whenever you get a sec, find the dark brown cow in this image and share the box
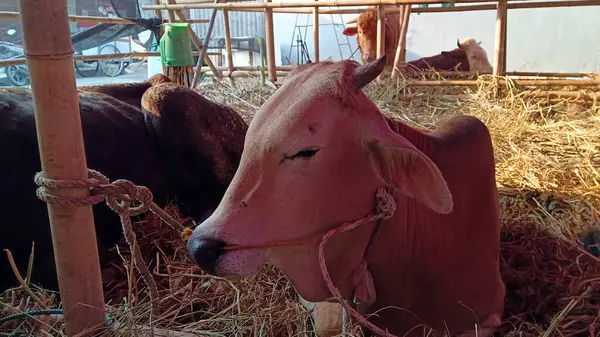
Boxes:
[0,75,248,293]
[407,47,470,72]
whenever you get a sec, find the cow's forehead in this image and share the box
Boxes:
[248,62,353,146]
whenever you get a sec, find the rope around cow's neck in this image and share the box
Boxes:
[223,188,399,337]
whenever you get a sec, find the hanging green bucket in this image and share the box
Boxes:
[159,23,194,67]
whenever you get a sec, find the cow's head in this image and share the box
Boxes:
[186,56,453,302]
[343,11,380,63]
[439,48,470,71]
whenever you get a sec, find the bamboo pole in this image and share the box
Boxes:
[0,10,209,23]
[403,79,600,86]
[174,10,221,77]
[0,51,203,67]
[522,90,600,100]
[399,5,411,62]
[313,0,320,62]
[264,0,277,82]
[376,5,386,81]
[191,0,220,87]
[18,0,106,336]
[222,9,235,74]
[200,65,295,72]
[143,0,511,11]
[376,5,386,60]
[153,0,163,18]
[144,0,600,13]
[506,71,594,78]
[166,0,177,22]
[205,70,290,77]
[493,0,507,77]
[391,5,405,80]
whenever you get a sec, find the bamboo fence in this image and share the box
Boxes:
[3,0,599,89]
[139,0,600,87]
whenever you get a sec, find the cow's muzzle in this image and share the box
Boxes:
[186,233,226,275]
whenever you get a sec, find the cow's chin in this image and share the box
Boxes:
[268,248,333,303]
[213,249,268,277]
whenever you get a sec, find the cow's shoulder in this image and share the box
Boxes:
[431,115,493,156]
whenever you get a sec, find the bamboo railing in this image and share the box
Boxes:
[137,0,600,88]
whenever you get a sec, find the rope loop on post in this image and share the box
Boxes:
[33,168,192,319]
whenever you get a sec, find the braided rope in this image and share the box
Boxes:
[318,187,399,337]
[34,169,191,318]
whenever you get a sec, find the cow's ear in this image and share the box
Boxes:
[343,27,358,36]
[366,127,453,214]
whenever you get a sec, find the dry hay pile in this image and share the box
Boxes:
[1,73,600,337]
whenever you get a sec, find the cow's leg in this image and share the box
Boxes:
[455,313,501,337]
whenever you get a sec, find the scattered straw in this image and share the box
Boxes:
[2,71,599,337]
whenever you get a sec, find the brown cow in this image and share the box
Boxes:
[343,10,400,69]
[406,47,470,72]
[186,56,505,336]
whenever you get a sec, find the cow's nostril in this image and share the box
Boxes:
[186,237,226,274]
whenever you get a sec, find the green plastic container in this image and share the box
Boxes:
[159,23,194,67]
[419,4,429,7]
[441,2,455,7]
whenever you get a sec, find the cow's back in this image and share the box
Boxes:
[0,88,171,291]
[366,115,505,335]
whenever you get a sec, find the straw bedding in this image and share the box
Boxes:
[1,73,599,337]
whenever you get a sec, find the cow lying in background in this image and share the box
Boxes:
[0,74,248,293]
[406,46,470,72]
[407,38,493,74]
[186,56,506,337]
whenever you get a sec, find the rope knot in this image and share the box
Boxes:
[98,179,153,217]
[375,188,396,220]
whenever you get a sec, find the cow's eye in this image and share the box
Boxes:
[284,147,319,161]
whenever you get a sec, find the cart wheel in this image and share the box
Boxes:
[99,44,125,77]
[74,52,99,77]
[6,66,29,87]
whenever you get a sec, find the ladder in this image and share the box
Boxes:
[287,12,359,64]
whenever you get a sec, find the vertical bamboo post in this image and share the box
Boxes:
[191,3,219,87]
[223,9,234,75]
[376,4,386,81]
[313,0,319,62]
[391,4,411,80]
[264,0,277,82]
[174,10,221,76]
[493,0,507,77]
[399,5,411,62]
[18,0,106,336]
[153,0,162,18]
[501,10,507,74]
[376,5,385,59]
[166,0,176,22]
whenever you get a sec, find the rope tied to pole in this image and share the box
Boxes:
[34,169,192,319]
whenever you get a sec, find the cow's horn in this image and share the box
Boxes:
[352,55,387,90]
[345,17,358,24]
[456,38,461,48]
